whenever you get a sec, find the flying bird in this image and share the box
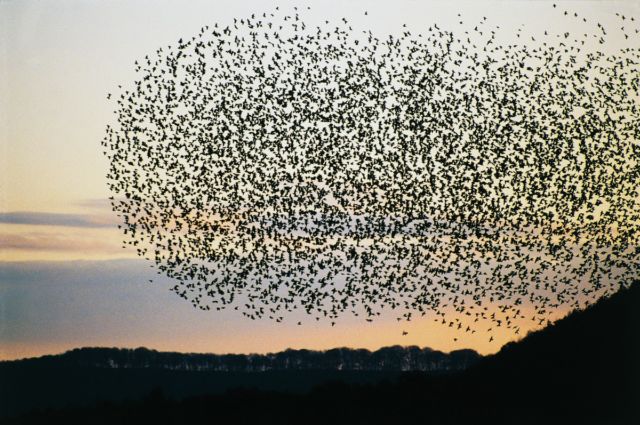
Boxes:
[102,6,640,343]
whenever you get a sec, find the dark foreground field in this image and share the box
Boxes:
[2,282,639,424]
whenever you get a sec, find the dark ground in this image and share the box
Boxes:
[2,282,639,424]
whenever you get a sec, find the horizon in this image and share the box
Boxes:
[2,342,483,363]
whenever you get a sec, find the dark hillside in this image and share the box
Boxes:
[459,281,640,424]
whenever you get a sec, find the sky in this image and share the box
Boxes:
[1,0,638,361]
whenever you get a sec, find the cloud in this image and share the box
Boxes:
[0,208,131,261]
[0,211,118,228]
[0,232,123,253]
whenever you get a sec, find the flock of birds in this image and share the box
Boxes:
[103,5,639,342]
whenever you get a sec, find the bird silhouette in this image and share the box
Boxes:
[102,5,640,343]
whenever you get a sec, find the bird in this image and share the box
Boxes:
[101,5,640,347]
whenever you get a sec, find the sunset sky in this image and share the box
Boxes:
[1,0,638,361]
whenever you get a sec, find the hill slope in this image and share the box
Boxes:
[461,281,640,424]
